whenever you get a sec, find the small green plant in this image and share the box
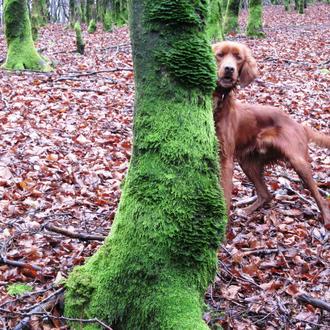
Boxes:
[7,283,33,296]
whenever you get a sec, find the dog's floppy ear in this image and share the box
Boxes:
[211,42,221,54]
[239,46,258,87]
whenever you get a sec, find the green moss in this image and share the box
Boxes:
[2,0,51,71]
[103,9,112,31]
[7,283,33,296]
[65,0,227,328]
[156,36,217,93]
[146,0,208,29]
[74,21,85,54]
[87,19,97,33]
[223,0,240,35]
[246,0,265,38]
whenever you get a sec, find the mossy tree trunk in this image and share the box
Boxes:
[284,0,290,11]
[246,0,265,37]
[31,0,48,40]
[298,0,304,13]
[2,0,51,71]
[86,0,94,23]
[110,0,127,26]
[207,0,225,41]
[74,21,85,54]
[223,0,240,35]
[64,0,227,329]
[80,0,87,22]
[69,0,75,24]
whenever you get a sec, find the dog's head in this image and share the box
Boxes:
[212,41,258,89]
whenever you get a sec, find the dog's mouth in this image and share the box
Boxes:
[218,77,236,88]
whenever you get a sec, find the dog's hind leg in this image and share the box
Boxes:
[289,155,330,229]
[238,160,272,215]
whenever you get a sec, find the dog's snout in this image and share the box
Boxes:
[224,66,235,75]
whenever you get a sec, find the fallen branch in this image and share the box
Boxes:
[44,223,106,241]
[234,195,257,207]
[296,293,330,312]
[56,67,133,80]
[0,256,42,271]
[241,247,279,256]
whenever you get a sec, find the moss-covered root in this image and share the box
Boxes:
[74,21,85,55]
[2,0,51,71]
[246,0,265,38]
[87,19,97,33]
[223,0,240,35]
[103,9,112,32]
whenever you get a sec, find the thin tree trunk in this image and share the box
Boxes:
[224,0,240,34]
[246,0,265,37]
[64,0,226,328]
[208,0,225,40]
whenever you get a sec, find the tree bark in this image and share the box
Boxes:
[224,0,240,35]
[64,0,227,329]
[2,0,51,71]
[246,0,265,38]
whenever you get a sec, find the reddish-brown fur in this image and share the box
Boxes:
[212,41,330,229]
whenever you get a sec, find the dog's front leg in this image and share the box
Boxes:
[220,157,234,214]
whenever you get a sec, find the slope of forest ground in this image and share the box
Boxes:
[0,4,329,330]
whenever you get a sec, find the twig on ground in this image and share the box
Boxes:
[296,293,330,312]
[240,248,279,256]
[218,260,263,290]
[234,195,257,207]
[0,288,50,309]
[8,287,65,330]
[44,223,106,241]
[101,43,131,51]
[57,67,133,80]
[0,256,42,271]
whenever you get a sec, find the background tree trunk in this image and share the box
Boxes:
[246,0,265,37]
[86,0,94,23]
[224,0,240,35]
[207,0,225,41]
[2,0,51,71]
[31,0,48,40]
[64,0,227,328]
[110,0,127,26]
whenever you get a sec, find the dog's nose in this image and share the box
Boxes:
[224,66,235,74]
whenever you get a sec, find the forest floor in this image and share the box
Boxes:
[0,4,329,330]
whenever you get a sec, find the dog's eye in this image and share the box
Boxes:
[217,53,224,58]
[235,54,242,60]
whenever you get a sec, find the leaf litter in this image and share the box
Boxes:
[0,4,329,330]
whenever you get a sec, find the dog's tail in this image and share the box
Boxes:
[304,126,330,148]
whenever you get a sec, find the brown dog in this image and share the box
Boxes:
[212,41,330,229]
